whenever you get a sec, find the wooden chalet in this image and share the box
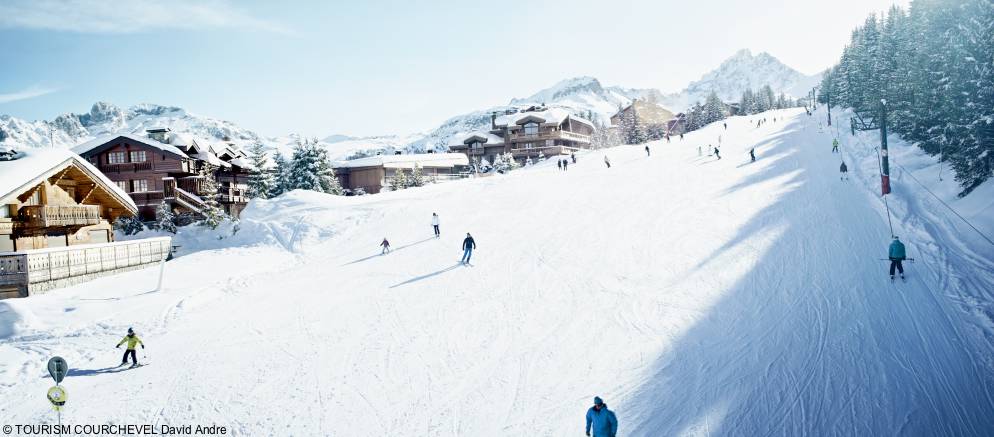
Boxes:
[0,148,170,298]
[610,99,676,137]
[73,129,251,221]
[333,153,470,194]
[449,106,595,165]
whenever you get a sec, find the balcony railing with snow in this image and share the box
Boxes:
[19,205,102,228]
[0,236,171,299]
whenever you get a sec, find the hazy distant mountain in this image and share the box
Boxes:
[661,49,821,110]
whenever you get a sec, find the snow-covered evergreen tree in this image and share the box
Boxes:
[409,164,425,187]
[113,216,145,235]
[246,142,273,199]
[197,163,226,230]
[154,201,177,234]
[392,168,410,190]
[288,139,343,195]
[270,152,291,197]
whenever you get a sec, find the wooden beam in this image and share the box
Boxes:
[50,165,74,185]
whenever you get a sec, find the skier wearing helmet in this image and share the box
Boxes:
[116,327,145,367]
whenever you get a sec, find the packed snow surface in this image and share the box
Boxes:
[2,108,994,435]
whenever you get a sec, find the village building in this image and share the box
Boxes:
[0,148,170,298]
[449,106,595,165]
[611,99,676,141]
[333,153,470,194]
[73,128,251,221]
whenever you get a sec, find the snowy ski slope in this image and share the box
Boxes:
[2,108,993,436]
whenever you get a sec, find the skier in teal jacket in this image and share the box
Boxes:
[585,396,618,437]
[889,236,907,280]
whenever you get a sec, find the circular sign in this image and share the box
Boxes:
[47,357,68,384]
[47,386,67,406]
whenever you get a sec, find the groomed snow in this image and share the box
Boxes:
[1,108,993,435]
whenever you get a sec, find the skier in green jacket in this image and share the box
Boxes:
[116,327,145,367]
[832,138,840,153]
[888,236,907,280]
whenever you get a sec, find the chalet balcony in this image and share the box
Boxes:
[99,162,153,173]
[509,145,580,158]
[19,205,101,228]
[508,130,591,144]
[130,191,165,206]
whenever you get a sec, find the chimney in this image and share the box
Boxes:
[491,112,497,130]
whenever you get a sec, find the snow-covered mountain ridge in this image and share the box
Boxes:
[0,49,819,158]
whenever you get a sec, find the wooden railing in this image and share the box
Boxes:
[99,162,153,173]
[130,191,165,205]
[19,205,101,227]
[0,236,171,298]
[173,187,207,213]
[508,130,590,143]
[177,177,209,196]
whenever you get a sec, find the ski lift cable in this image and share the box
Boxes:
[844,114,994,247]
[891,159,994,247]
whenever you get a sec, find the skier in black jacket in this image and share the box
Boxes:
[461,233,476,264]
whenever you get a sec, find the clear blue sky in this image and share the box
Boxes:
[0,0,908,138]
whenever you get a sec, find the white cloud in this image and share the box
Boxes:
[0,86,58,104]
[0,0,294,35]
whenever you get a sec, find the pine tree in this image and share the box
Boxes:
[409,164,425,187]
[154,201,177,234]
[392,168,410,190]
[288,139,343,194]
[270,152,290,197]
[246,142,274,199]
[197,163,226,230]
[113,216,145,235]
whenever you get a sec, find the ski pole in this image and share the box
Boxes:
[879,258,915,263]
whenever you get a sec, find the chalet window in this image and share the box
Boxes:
[115,181,128,192]
[0,205,10,218]
[522,143,534,149]
[108,152,126,164]
[131,179,149,192]
[471,142,482,149]
[524,122,539,135]
[129,150,147,162]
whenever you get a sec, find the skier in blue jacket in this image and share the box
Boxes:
[585,396,618,437]
[889,236,907,280]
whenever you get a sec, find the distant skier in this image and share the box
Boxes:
[116,327,144,368]
[563,159,569,171]
[680,133,684,140]
[585,396,618,437]
[665,134,671,143]
[571,152,577,164]
[714,147,721,160]
[604,156,611,168]
[644,145,650,157]
[698,146,702,156]
[839,162,849,181]
[432,213,440,237]
[558,159,563,171]
[749,148,756,162]
[461,233,476,265]
[380,238,391,254]
[888,236,907,281]
[832,138,839,153]
[723,122,728,130]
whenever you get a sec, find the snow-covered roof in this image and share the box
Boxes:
[456,132,505,146]
[495,108,594,129]
[0,148,137,211]
[333,153,469,169]
[72,133,187,159]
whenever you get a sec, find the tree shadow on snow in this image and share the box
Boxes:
[389,263,463,289]
[622,116,994,435]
